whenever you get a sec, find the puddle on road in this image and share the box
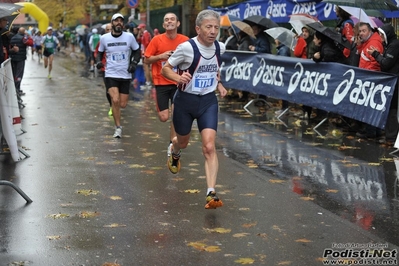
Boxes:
[218,99,399,246]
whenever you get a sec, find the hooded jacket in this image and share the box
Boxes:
[371,23,399,75]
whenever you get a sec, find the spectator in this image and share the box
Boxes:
[88,28,100,72]
[274,38,292,116]
[138,23,152,88]
[355,22,384,139]
[368,23,399,143]
[9,27,33,96]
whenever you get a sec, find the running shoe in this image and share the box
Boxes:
[108,108,112,116]
[167,151,180,174]
[167,142,173,157]
[205,191,223,209]
[113,127,122,138]
[48,74,51,79]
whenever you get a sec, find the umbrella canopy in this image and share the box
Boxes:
[340,5,379,28]
[232,21,256,38]
[219,14,241,35]
[243,15,278,29]
[75,25,88,35]
[265,27,295,48]
[351,16,384,27]
[0,3,21,19]
[288,14,319,35]
[0,13,20,36]
[307,22,351,49]
[323,0,398,11]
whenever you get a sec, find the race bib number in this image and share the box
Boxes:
[111,52,127,62]
[192,76,214,93]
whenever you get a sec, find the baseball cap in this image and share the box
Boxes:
[92,28,98,34]
[111,13,124,22]
[138,23,146,29]
[47,26,53,31]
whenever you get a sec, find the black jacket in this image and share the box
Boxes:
[10,33,28,62]
[371,23,399,75]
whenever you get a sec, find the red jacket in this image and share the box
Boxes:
[357,32,383,71]
[294,37,307,59]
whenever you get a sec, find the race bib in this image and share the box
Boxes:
[111,52,128,62]
[192,74,215,93]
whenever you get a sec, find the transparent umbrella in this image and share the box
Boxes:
[265,27,295,49]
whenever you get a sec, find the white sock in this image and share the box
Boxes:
[207,188,215,195]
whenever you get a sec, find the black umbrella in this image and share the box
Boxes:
[323,0,398,11]
[307,22,351,49]
[243,15,278,29]
[0,3,21,18]
[0,13,20,36]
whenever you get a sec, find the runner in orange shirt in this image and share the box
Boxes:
[144,12,189,157]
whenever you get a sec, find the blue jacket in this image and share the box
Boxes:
[253,32,271,54]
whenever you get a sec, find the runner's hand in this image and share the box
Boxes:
[96,62,104,69]
[128,61,138,73]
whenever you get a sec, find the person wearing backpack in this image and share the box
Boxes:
[41,26,60,79]
[9,27,33,96]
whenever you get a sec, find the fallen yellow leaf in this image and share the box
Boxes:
[242,222,257,228]
[325,189,338,193]
[128,164,146,168]
[204,227,231,234]
[300,196,315,201]
[233,233,250,238]
[110,196,122,200]
[48,213,70,219]
[184,189,200,193]
[77,189,100,196]
[235,257,255,264]
[295,238,312,243]
[277,261,293,265]
[103,223,127,228]
[47,235,61,240]
[204,245,221,252]
[79,211,100,218]
[269,179,286,184]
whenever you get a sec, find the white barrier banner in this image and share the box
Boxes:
[0,60,21,161]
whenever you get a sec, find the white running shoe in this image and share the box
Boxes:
[167,143,173,157]
[113,127,122,138]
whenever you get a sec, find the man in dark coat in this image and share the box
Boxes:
[369,23,399,143]
[9,27,33,96]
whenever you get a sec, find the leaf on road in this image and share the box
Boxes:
[246,160,258,168]
[204,227,231,234]
[77,189,99,196]
[233,233,250,238]
[325,189,338,193]
[242,222,257,228]
[140,169,156,175]
[83,157,96,161]
[300,196,314,201]
[277,261,293,265]
[48,213,70,219]
[235,257,255,264]
[338,145,360,150]
[343,163,360,167]
[113,160,126,164]
[269,179,286,184]
[380,157,394,162]
[240,193,256,196]
[184,189,200,193]
[47,235,61,240]
[368,162,381,166]
[79,211,100,218]
[103,223,126,228]
[142,152,156,157]
[110,196,122,200]
[204,245,221,252]
[128,164,146,168]
[295,238,312,243]
[171,177,184,181]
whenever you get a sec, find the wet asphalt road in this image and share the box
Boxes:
[0,49,399,266]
